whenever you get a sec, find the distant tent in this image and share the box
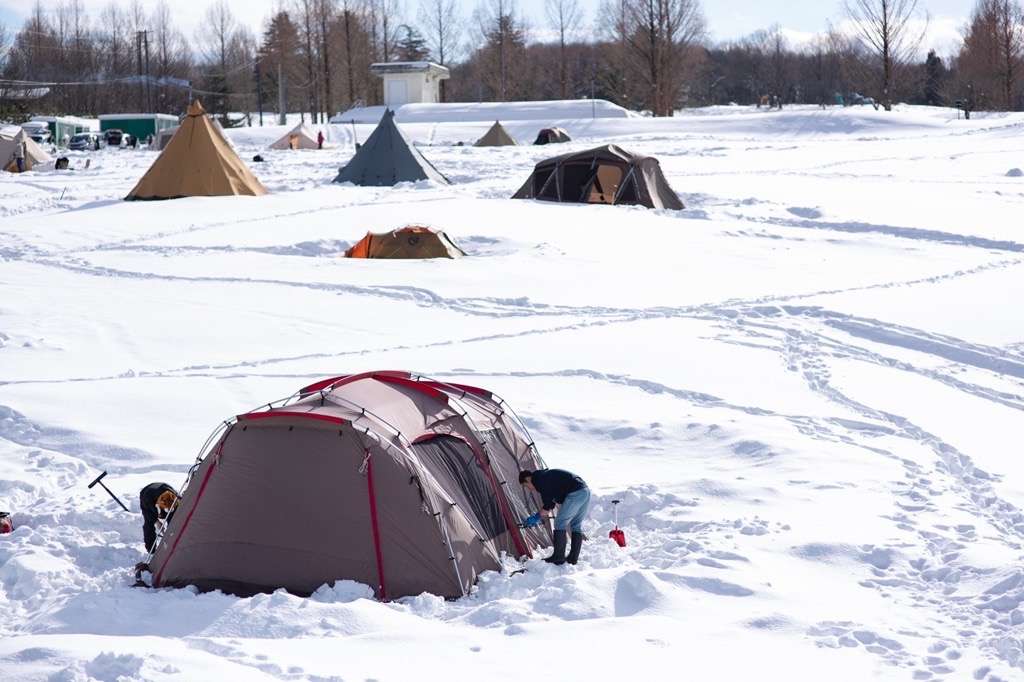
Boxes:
[334,109,449,186]
[269,123,321,150]
[475,121,517,147]
[346,226,465,259]
[533,127,570,145]
[512,144,684,210]
[125,100,268,201]
[1,127,51,172]
[156,126,178,151]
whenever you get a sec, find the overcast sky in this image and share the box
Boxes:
[0,0,975,56]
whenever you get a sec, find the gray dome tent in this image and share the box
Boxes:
[147,371,551,600]
[334,109,449,186]
[512,144,684,210]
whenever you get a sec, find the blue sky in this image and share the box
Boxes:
[1,0,976,54]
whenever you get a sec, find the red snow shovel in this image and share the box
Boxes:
[609,500,626,547]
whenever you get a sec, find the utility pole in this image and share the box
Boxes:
[136,31,144,111]
[278,61,287,125]
[143,30,151,112]
[255,60,264,126]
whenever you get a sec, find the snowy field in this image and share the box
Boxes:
[1,104,1024,681]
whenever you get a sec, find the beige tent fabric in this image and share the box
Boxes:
[148,371,551,600]
[345,226,465,259]
[1,127,52,172]
[475,121,517,147]
[269,123,321,150]
[125,100,268,200]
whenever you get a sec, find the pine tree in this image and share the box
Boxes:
[396,25,431,61]
[923,50,946,106]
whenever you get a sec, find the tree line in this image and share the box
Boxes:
[1,0,1022,122]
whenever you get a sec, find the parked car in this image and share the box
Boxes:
[21,123,51,145]
[69,132,102,151]
[103,128,124,146]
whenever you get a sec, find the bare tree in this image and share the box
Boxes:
[292,0,320,120]
[418,0,460,65]
[844,0,927,110]
[606,0,706,116]
[992,0,1024,109]
[545,0,582,99]
[417,0,460,101]
[368,0,402,62]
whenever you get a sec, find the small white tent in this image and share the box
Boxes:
[269,123,322,150]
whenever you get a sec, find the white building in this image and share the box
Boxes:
[370,62,450,108]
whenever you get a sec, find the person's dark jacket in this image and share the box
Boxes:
[531,469,586,511]
[140,482,177,552]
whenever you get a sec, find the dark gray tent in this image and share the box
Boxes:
[533,127,571,145]
[334,109,449,186]
[475,121,517,147]
[512,144,684,210]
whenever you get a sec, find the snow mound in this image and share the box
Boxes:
[334,99,635,124]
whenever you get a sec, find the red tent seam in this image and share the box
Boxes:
[366,453,388,601]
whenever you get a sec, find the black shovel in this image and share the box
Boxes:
[87,471,130,512]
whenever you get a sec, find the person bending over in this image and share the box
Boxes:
[520,468,590,565]
[140,482,178,553]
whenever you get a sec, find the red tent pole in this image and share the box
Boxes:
[366,453,388,601]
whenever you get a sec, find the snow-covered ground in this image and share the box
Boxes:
[1,104,1024,681]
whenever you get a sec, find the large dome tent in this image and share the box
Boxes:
[512,144,684,210]
[147,371,551,600]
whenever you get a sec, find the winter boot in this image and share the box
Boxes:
[567,532,584,565]
[544,530,567,565]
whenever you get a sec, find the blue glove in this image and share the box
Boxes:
[522,513,542,528]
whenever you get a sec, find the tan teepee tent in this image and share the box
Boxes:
[1,127,52,172]
[475,121,517,147]
[125,100,268,201]
[269,123,320,150]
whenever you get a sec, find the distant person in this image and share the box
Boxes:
[13,139,25,172]
[317,130,324,149]
[519,468,590,566]
[94,135,101,151]
[140,482,179,552]
[129,135,138,149]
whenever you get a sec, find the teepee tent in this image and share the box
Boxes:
[125,100,268,201]
[475,121,517,147]
[334,109,449,186]
[146,371,551,600]
[345,226,465,259]
[1,126,52,172]
[269,123,320,150]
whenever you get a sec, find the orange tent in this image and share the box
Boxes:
[345,226,464,259]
